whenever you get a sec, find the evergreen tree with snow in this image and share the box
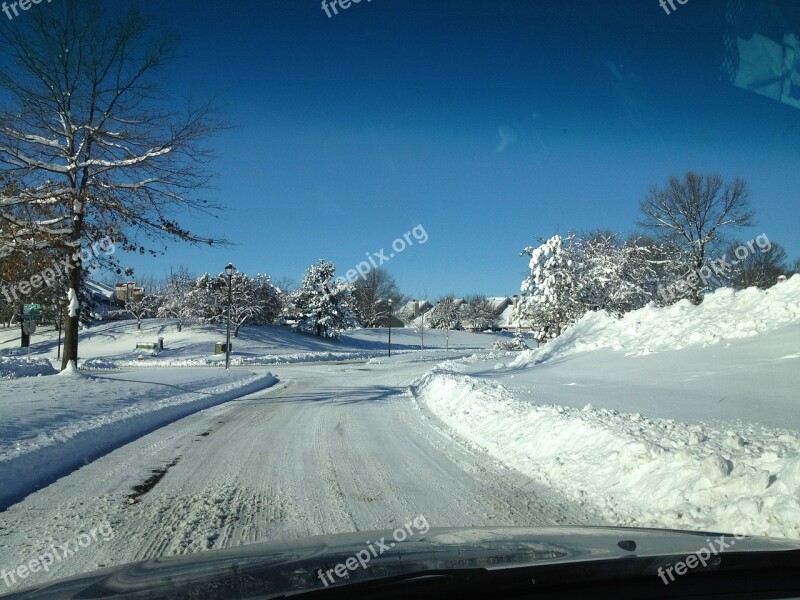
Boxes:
[517,234,584,337]
[292,260,355,338]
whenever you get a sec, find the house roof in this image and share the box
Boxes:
[85,279,116,301]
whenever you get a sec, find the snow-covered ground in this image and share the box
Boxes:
[412,277,800,539]
[0,320,497,511]
[0,367,278,510]
[0,281,798,594]
[0,318,498,369]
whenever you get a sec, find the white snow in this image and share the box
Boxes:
[511,276,800,365]
[0,367,278,510]
[0,356,56,379]
[0,279,797,595]
[412,278,800,539]
[67,288,79,318]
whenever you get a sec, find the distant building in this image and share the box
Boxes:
[495,295,533,332]
[398,299,433,323]
[114,281,145,303]
[373,313,405,328]
[84,280,119,316]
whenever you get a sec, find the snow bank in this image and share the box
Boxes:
[0,356,57,379]
[414,280,800,538]
[80,349,416,369]
[0,371,278,510]
[414,367,800,539]
[512,275,800,366]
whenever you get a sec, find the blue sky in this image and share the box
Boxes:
[119,0,799,298]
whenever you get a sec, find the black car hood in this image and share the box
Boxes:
[5,526,800,599]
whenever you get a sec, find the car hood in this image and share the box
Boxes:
[7,525,800,599]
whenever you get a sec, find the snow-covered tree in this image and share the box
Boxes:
[124,293,158,331]
[427,295,461,350]
[225,272,260,337]
[181,271,281,337]
[0,3,225,370]
[460,294,497,332]
[156,267,195,332]
[577,232,657,317]
[293,260,355,338]
[251,274,283,326]
[517,234,584,338]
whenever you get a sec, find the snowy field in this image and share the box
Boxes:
[0,280,798,593]
[0,318,495,370]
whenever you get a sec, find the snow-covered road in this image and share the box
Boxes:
[0,360,602,592]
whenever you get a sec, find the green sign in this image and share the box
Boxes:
[23,303,41,321]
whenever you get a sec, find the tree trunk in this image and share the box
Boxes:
[61,255,82,370]
[61,200,85,371]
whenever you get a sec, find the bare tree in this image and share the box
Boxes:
[125,293,157,331]
[0,2,225,369]
[350,269,404,327]
[404,294,431,350]
[721,239,788,290]
[428,295,461,351]
[639,172,754,304]
[273,275,298,294]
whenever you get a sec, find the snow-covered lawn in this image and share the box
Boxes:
[0,318,501,369]
[412,278,800,539]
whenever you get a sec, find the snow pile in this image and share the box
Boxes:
[513,276,800,366]
[0,356,57,379]
[80,349,417,369]
[58,360,82,377]
[0,370,278,510]
[413,368,800,539]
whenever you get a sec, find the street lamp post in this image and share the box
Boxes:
[224,263,236,370]
[57,298,67,360]
[388,298,393,357]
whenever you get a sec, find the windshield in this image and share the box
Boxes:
[0,0,798,595]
